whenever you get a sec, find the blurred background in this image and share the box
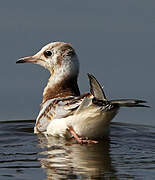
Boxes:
[0,0,154,125]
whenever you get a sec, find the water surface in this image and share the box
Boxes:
[0,120,155,180]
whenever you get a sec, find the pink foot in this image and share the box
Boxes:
[68,126,98,144]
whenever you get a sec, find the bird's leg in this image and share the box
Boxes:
[67,126,98,144]
[68,126,83,144]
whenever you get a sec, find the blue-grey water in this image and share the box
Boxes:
[0,120,155,180]
[0,0,155,179]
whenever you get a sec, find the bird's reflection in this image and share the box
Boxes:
[37,135,117,179]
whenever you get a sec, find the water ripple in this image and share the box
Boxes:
[0,120,155,179]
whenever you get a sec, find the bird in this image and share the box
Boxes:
[16,42,149,144]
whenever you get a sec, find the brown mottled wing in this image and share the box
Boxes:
[35,97,83,133]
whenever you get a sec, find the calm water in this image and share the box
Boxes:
[0,120,155,180]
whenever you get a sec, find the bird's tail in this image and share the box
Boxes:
[87,73,149,108]
[109,99,149,108]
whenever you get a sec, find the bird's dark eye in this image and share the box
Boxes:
[44,50,52,57]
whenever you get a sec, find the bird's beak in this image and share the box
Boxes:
[16,56,41,64]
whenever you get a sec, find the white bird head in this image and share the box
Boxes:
[16,42,79,80]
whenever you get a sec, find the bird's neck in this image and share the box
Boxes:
[42,74,80,105]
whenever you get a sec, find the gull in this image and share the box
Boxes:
[16,42,149,144]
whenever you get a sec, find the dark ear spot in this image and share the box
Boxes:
[60,44,76,57]
[66,49,76,56]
